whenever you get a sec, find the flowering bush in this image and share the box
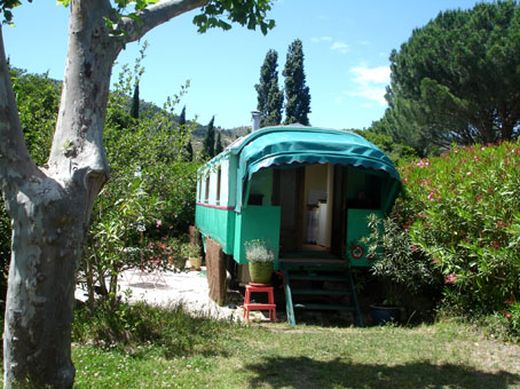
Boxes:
[396,140,520,314]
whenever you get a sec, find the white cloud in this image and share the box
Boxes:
[349,66,390,106]
[311,36,333,43]
[351,66,390,84]
[330,41,349,54]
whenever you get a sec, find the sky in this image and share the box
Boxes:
[3,0,489,130]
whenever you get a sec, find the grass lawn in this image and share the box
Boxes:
[73,320,520,388]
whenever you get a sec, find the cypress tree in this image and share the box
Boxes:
[203,115,216,158]
[255,49,283,127]
[178,105,186,125]
[178,106,193,161]
[215,131,223,154]
[283,39,311,125]
[130,82,140,119]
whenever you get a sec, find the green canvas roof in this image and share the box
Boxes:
[233,125,401,211]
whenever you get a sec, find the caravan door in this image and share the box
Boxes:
[273,167,304,254]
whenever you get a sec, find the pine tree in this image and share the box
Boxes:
[203,115,216,158]
[178,106,193,161]
[255,49,283,127]
[215,131,223,154]
[283,39,311,125]
[130,82,140,119]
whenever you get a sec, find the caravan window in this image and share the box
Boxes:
[216,166,221,205]
[204,174,210,203]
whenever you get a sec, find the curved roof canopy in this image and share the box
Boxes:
[230,126,401,211]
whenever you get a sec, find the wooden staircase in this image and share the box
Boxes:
[279,258,363,327]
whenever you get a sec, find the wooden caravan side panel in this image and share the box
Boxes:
[195,205,235,255]
[233,205,281,266]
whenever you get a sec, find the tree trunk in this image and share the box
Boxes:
[0,0,217,386]
[3,183,85,388]
[2,1,120,387]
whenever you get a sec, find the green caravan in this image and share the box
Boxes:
[195,123,401,325]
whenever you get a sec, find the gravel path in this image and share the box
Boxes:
[116,267,244,321]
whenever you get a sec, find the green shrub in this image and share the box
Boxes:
[364,214,443,308]
[507,302,520,339]
[397,141,520,315]
[466,303,520,343]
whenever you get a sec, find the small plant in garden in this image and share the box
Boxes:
[245,240,274,263]
[182,242,201,259]
[363,214,442,308]
[182,242,202,270]
[507,302,520,339]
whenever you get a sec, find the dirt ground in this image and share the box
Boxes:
[117,267,244,321]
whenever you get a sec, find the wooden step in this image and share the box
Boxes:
[290,273,347,282]
[279,258,347,271]
[291,288,352,296]
[294,303,356,311]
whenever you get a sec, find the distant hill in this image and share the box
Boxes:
[139,101,250,151]
[12,66,251,153]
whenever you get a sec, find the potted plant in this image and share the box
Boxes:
[245,240,274,284]
[368,281,403,325]
[363,214,439,324]
[184,242,202,271]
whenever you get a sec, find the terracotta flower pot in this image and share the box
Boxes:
[189,256,202,271]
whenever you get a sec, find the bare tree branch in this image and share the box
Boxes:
[0,26,39,191]
[122,0,208,43]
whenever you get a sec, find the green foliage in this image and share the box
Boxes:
[130,82,140,119]
[0,0,32,24]
[2,60,200,306]
[283,39,311,126]
[255,49,283,127]
[10,67,59,165]
[82,60,200,305]
[72,301,235,357]
[193,0,275,35]
[364,214,442,307]
[215,130,223,154]
[355,129,418,164]
[462,302,520,343]
[508,302,520,339]
[203,115,216,158]
[178,105,193,161]
[387,1,520,150]
[397,141,520,314]
[181,241,201,259]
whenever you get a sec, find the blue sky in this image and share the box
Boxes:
[4,0,488,130]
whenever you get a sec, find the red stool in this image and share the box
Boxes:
[243,283,276,322]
